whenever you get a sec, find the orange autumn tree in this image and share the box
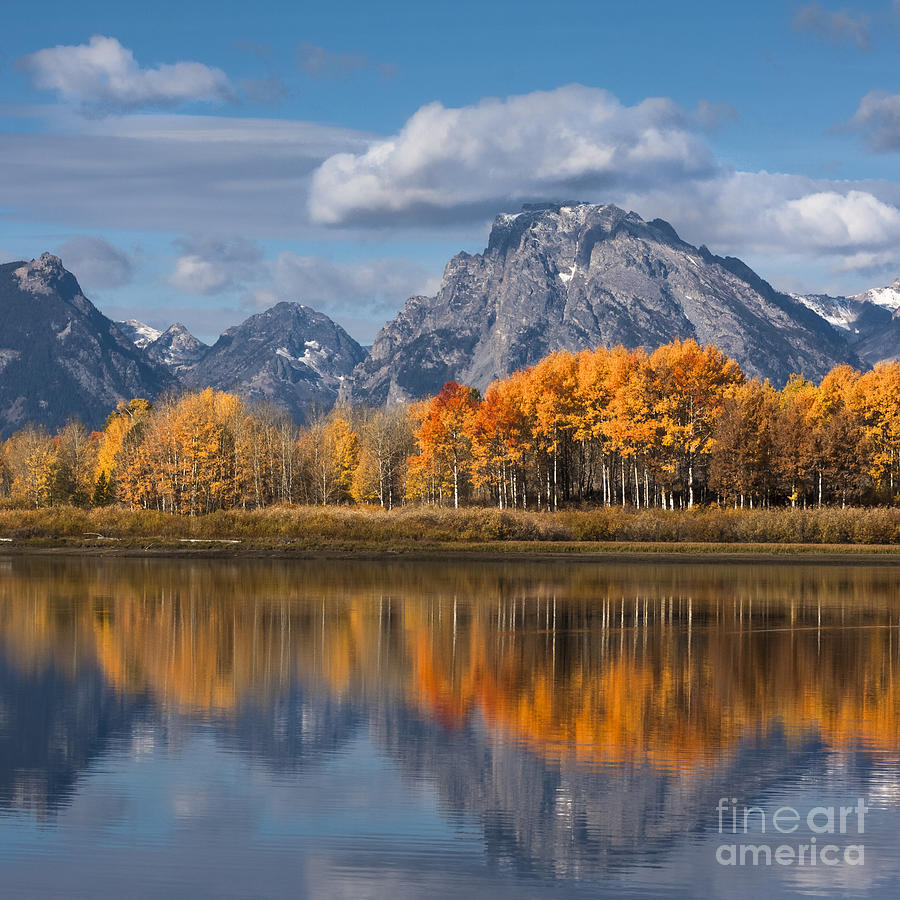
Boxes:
[856,362,900,500]
[528,352,581,510]
[119,389,245,514]
[604,347,654,507]
[3,425,56,507]
[95,398,154,504]
[648,340,744,508]
[412,381,480,508]
[772,375,819,508]
[470,379,532,508]
[2,342,897,513]
[708,379,779,507]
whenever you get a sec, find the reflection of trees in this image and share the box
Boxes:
[2,557,900,761]
[0,555,897,830]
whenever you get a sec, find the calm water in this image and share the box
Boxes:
[0,555,899,899]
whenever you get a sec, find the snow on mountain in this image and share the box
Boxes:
[145,323,208,375]
[182,302,366,423]
[789,293,862,332]
[853,277,900,313]
[116,319,163,348]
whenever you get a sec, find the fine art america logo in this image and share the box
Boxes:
[715,798,868,867]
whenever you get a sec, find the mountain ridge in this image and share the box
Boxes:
[341,202,861,404]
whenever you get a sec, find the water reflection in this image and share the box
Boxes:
[0,556,898,897]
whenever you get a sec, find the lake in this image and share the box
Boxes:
[0,554,898,899]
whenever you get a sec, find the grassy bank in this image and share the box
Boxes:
[0,505,897,553]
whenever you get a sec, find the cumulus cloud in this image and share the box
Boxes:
[848,91,900,151]
[620,171,900,265]
[304,84,900,276]
[18,35,233,111]
[170,236,264,296]
[308,85,717,226]
[56,235,136,289]
[792,3,870,50]
[770,190,900,250]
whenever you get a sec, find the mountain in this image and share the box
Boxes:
[855,277,900,313]
[0,254,174,437]
[116,319,162,348]
[182,302,366,422]
[793,276,900,366]
[342,202,859,404]
[144,323,208,375]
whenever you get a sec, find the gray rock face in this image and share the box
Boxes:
[182,301,366,423]
[343,203,859,403]
[145,323,208,375]
[0,254,174,437]
[794,276,900,366]
[853,306,900,365]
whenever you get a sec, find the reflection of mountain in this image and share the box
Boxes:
[221,690,364,772]
[373,704,830,879]
[0,554,897,871]
[0,651,146,816]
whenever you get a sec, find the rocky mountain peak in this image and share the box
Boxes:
[342,201,860,405]
[0,255,174,436]
[13,253,78,298]
[853,276,900,313]
[117,319,162,348]
[145,323,208,374]
[182,301,366,423]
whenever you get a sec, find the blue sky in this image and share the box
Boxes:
[1,0,899,342]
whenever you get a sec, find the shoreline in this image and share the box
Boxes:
[2,539,898,565]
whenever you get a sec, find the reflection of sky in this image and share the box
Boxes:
[2,720,900,899]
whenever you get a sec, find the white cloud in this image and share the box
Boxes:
[304,85,900,277]
[18,35,233,111]
[170,236,264,296]
[848,91,900,152]
[620,171,900,264]
[56,235,137,289]
[308,85,717,226]
[770,190,900,250]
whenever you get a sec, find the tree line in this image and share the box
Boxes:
[1,339,897,513]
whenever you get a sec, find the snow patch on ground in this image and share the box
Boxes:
[558,265,576,284]
[0,349,21,372]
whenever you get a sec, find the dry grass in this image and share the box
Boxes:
[0,504,898,548]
